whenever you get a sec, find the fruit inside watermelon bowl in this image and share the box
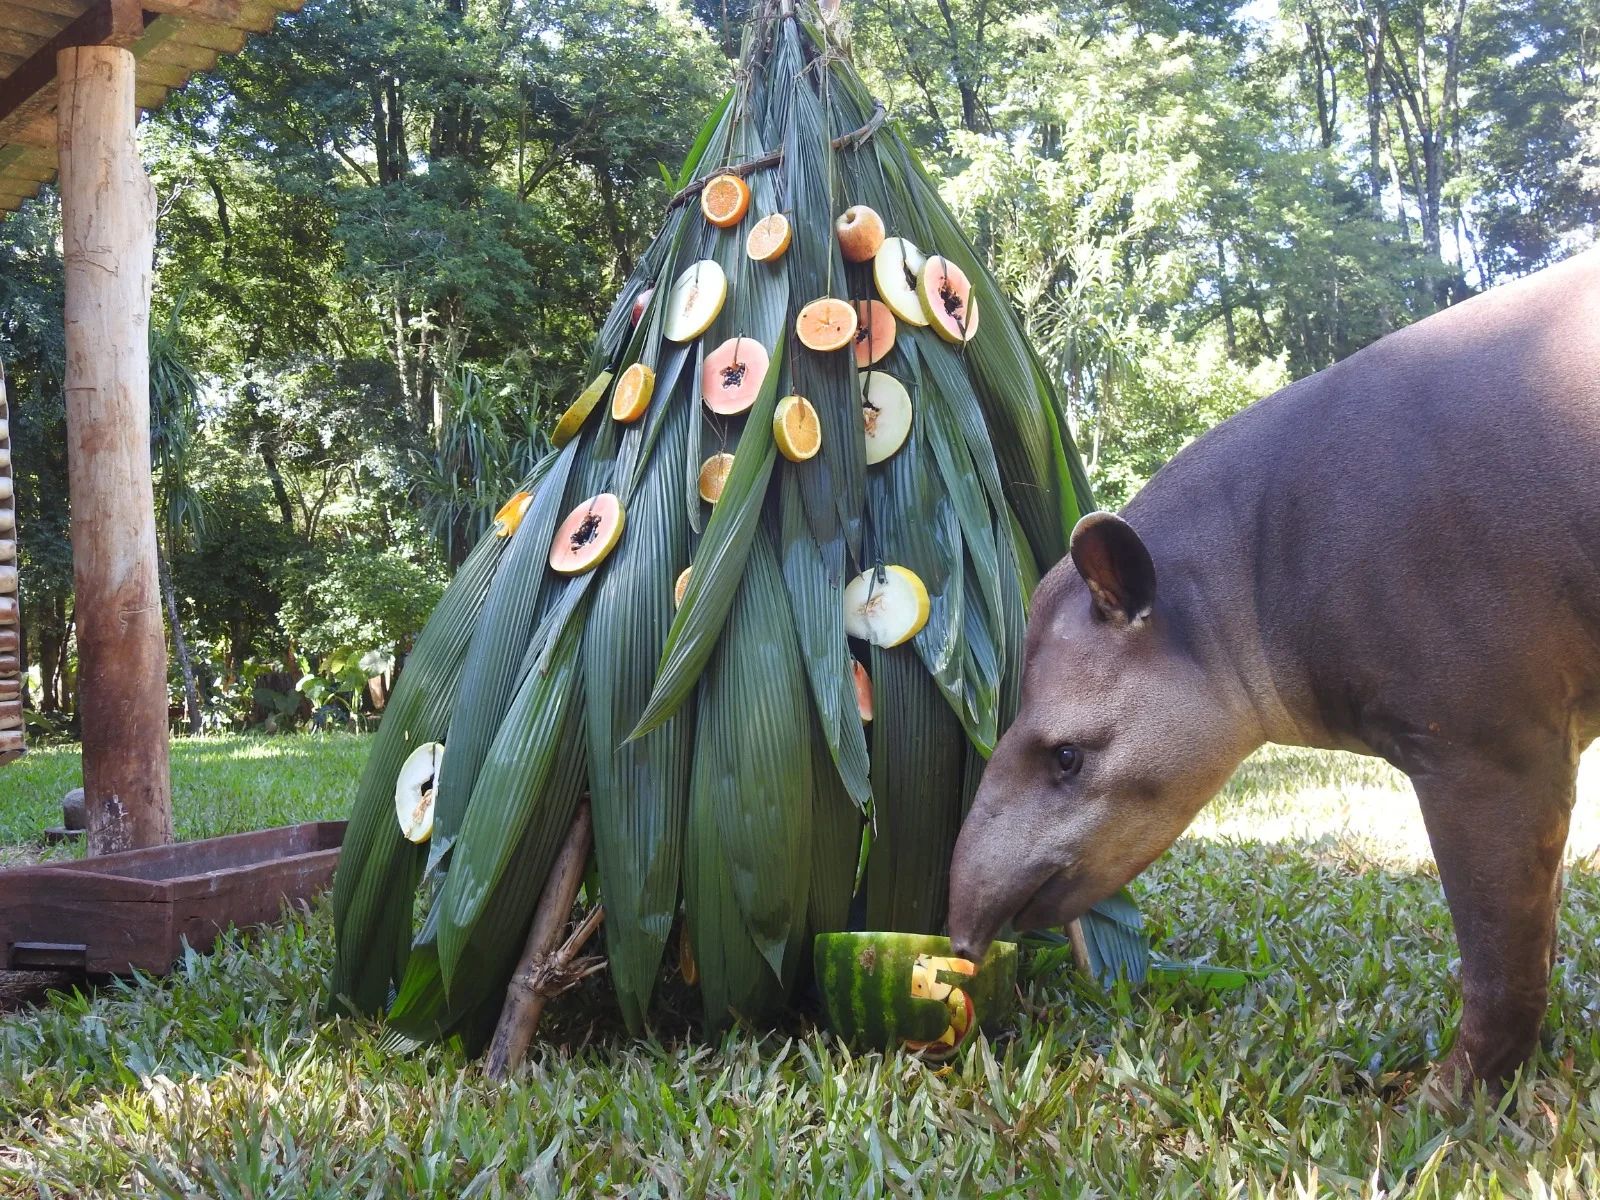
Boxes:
[813,932,1018,1059]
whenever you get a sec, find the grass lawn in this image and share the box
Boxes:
[1,736,1598,1196]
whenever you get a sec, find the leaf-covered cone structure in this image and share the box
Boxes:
[330,3,1118,1047]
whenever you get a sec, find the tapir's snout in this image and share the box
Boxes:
[946,788,1067,962]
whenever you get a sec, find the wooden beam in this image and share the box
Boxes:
[0,0,148,129]
[58,43,172,853]
[141,0,244,24]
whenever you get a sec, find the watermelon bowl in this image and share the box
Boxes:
[813,932,1018,1059]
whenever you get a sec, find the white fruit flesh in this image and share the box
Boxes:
[859,371,913,465]
[395,741,444,843]
[664,260,727,342]
[843,565,930,647]
[873,238,929,326]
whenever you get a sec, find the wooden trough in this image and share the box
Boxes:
[0,820,345,974]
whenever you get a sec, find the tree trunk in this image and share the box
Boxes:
[158,544,202,735]
[58,44,172,854]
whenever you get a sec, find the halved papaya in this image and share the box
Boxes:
[701,337,770,415]
[918,255,979,344]
[549,494,625,575]
[854,300,896,368]
[852,659,873,722]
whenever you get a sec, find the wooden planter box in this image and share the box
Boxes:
[0,821,346,974]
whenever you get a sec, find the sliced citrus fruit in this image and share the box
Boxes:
[836,204,886,263]
[702,337,770,415]
[874,237,929,326]
[395,741,443,843]
[860,370,913,465]
[549,494,624,574]
[854,299,896,368]
[797,297,859,352]
[701,173,751,228]
[552,369,612,447]
[918,255,978,344]
[843,565,930,647]
[773,394,822,462]
[698,453,735,504]
[664,260,727,342]
[494,491,533,538]
[611,362,655,423]
[674,567,692,608]
[746,213,792,262]
[852,659,873,722]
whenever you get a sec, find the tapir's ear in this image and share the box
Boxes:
[1069,512,1156,626]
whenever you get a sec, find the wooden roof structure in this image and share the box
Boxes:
[0,0,304,214]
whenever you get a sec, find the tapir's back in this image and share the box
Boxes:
[1127,249,1600,763]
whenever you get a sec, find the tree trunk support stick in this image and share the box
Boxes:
[485,802,604,1080]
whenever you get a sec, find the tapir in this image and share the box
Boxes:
[948,248,1600,1096]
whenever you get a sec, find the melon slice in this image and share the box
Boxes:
[773,395,821,462]
[701,337,770,415]
[859,371,913,465]
[836,204,886,263]
[674,567,692,608]
[552,370,612,447]
[746,213,792,262]
[698,452,735,503]
[813,932,1018,1058]
[874,237,929,326]
[852,659,873,722]
[493,490,533,539]
[797,297,858,352]
[843,564,929,647]
[611,362,655,424]
[395,741,444,843]
[918,255,979,344]
[664,260,728,343]
[854,300,896,368]
[549,494,624,575]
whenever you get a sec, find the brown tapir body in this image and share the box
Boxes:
[949,249,1600,1096]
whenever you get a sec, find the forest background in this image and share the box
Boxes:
[2,0,1595,733]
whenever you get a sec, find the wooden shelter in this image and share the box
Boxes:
[0,0,302,848]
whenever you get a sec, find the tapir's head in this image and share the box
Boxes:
[948,511,1258,960]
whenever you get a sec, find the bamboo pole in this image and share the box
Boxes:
[57,44,172,853]
[485,802,605,1080]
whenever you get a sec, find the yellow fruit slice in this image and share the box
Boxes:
[701,173,751,228]
[874,237,929,326]
[611,362,656,423]
[843,565,930,647]
[674,567,692,608]
[549,494,625,575]
[698,453,735,504]
[664,260,728,342]
[395,741,443,843]
[552,370,613,447]
[773,394,822,462]
[797,297,859,352]
[493,491,533,538]
[746,213,792,262]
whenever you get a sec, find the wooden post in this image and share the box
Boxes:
[57,44,171,854]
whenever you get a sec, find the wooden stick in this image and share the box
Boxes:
[485,802,603,1079]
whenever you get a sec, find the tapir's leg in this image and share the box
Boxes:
[1411,749,1573,1097]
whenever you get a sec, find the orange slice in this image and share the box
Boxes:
[773,395,821,462]
[796,297,858,352]
[611,362,655,424]
[674,567,692,608]
[698,453,735,503]
[701,174,751,228]
[746,213,792,262]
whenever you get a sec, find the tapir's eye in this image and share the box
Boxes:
[1055,745,1084,777]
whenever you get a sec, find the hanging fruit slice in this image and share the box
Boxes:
[874,237,929,326]
[859,371,913,465]
[493,491,533,538]
[701,337,770,415]
[549,493,625,574]
[852,660,873,722]
[551,370,613,447]
[701,173,751,228]
[773,394,821,462]
[854,300,896,368]
[611,362,656,424]
[843,565,930,647]
[698,452,735,503]
[918,255,979,344]
[836,204,886,263]
[631,286,655,327]
[746,213,792,262]
[797,297,859,352]
[664,260,728,343]
[674,567,692,608]
[395,741,443,843]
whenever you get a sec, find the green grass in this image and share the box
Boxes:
[2,739,1599,1196]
